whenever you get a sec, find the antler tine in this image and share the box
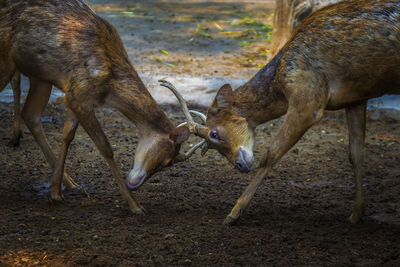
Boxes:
[159,79,195,127]
[177,110,206,128]
[185,139,207,159]
[176,110,208,159]
[177,121,188,128]
[189,110,207,123]
[188,110,208,156]
[173,139,207,163]
[159,79,210,160]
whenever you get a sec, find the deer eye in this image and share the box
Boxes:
[210,130,219,140]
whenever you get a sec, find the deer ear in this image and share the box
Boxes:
[214,84,233,110]
[169,126,190,144]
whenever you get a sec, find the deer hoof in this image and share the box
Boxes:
[7,139,20,147]
[7,133,22,147]
[223,214,239,226]
[133,206,147,215]
[50,193,65,203]
[349,203,365,224]
[348,212,362,224]
[62,173,79,190]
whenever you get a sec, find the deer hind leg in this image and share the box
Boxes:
[0,65,23,147]
[224,89,329,225]
[21,77,78,190]
[50,108,79,201]
[67,101,145,214]
[8,71,23,147]
[345,102,367,224]
[0,61,15,92]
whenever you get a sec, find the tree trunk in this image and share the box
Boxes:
[268,0,341,60]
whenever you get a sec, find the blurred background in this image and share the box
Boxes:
[1,0,399,115]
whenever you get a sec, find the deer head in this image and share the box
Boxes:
[126,125,190,190]
[204,84,255,172]
[160,80,255,173]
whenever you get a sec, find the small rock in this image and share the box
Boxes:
[164,233,174,239]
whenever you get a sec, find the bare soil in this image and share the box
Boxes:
[1,0,399,266]
[1,103,399,266]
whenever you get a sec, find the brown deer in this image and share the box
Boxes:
[165,0,400,225]
[0,0,198,213]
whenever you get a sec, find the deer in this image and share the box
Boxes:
[0,0,204,213]
[162,0,400,225]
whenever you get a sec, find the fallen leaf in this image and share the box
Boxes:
[159,49,169,55]
[387,141,395,146]
[214,23,223,31]
[120,11,134,15]
[153,57,177,68]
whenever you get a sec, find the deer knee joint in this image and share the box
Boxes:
[22,110,41,132]
[62,120,78,143]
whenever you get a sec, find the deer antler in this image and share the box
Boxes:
[177,110,206,128]
[159,80,200,133]
[184,110,208,156]
[159,79,209,160]
[188,110,208,156]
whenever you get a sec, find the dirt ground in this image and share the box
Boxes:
[1,0,400,266]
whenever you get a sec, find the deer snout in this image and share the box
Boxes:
[126,170,147,190]
[235,147,253,173]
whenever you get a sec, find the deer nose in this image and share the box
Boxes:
[126,172,146,191]
[235,147,252,173]
[235,161,251,173]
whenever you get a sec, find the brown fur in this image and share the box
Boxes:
[201,0,400,225]
[268,0,341,61]
[0,0,189,213]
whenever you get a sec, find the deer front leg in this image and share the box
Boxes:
[345,102,366,224]
[224,94,327,225]
[8,71,23,147]
[68,104,145,214]
[51,109,79,201]
[22,77,78,190]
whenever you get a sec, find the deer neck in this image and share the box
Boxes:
[232,51,288,128]
[108,70,175,137]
